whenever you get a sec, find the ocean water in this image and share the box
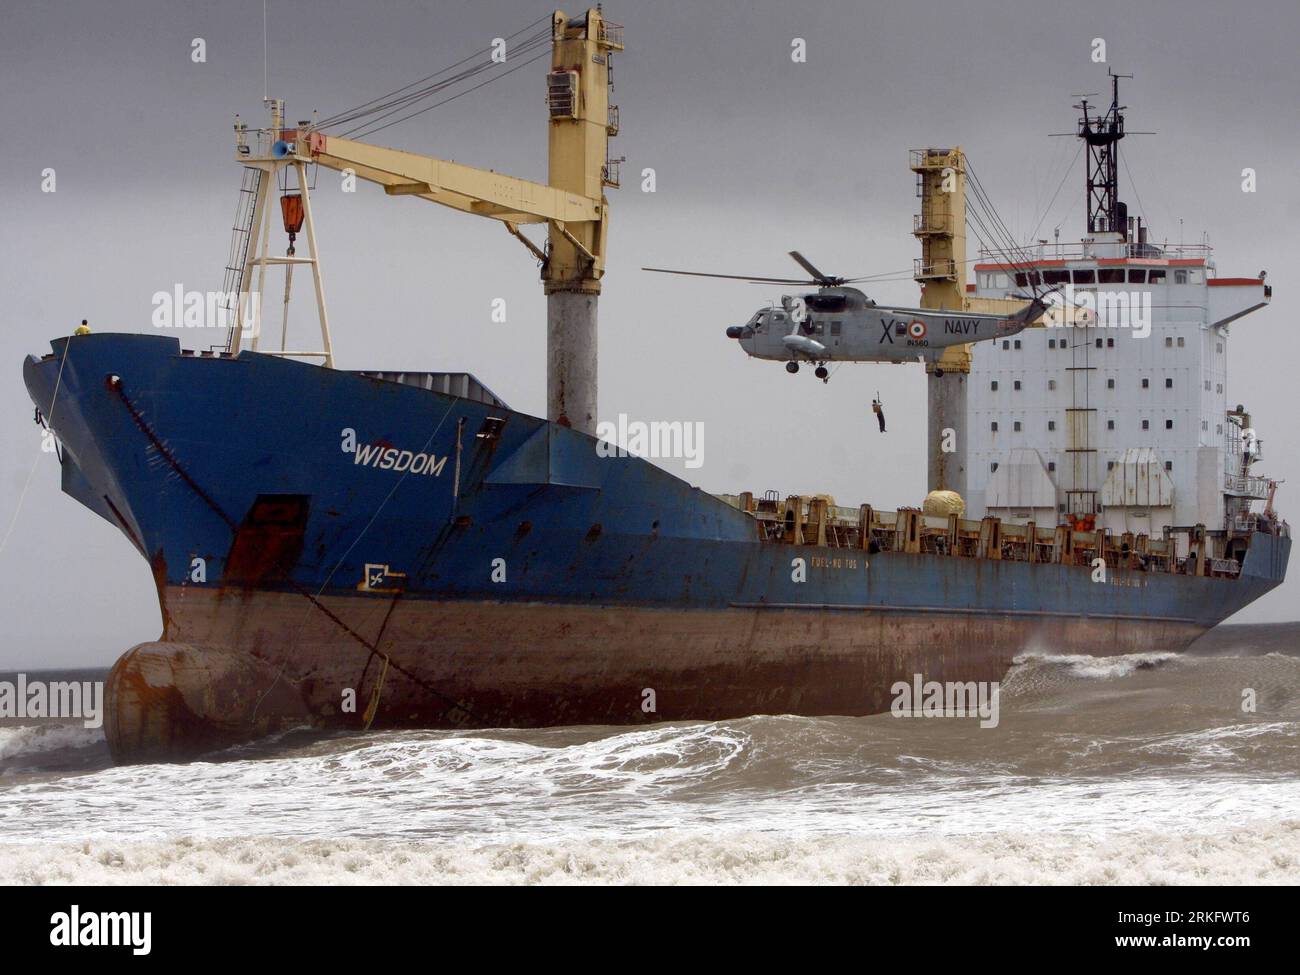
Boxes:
[2,629,1298,885]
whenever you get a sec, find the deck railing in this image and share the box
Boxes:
[712,493,1285,580]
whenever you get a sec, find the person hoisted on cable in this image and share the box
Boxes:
[872,393,886,433]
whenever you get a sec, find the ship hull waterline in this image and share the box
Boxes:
[23,334,1289,762]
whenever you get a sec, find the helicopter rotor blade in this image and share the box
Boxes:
[642,267,816,285]
[788,251,841,286]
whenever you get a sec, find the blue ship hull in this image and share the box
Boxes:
[23,334,1290,761]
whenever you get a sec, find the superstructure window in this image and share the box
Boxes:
[1048,461,1056,471]
[1048,379,1056,390]
[991,462,999,472]
[1174,270,1188,284]
[1107,378,1115,389]
[1142,419,1150,430]
[991,380,999,391]
[1014,421,1022,432]
[991,421,999,431]
[1166,419,1173,429]
[1098,269,1125,284]
[831,321,842,336]
[1165,461,1173,471]
[1148,269,1167,283]
[1002,340,1009,350]
[1014,380,1021,390]
[1178,337,1185,347]
[1043,270,1070,285]
[1165,378,1173,388]
[1107,419,1115,430]
[1049,339,1056,348]
[1048,420,1056,431]
[1072,269,1096,284]
[1128,269,1147,283]
[1165,337,1173,347]
[1014,340,1022,349]
[1142,378,1150,389]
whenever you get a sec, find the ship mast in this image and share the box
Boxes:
[1077,71,1130,237]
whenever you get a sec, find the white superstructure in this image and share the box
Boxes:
[961,74,1276,541]
[965,234,1271,536]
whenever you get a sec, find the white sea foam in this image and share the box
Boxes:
[2,719,1298,845]
[1010,651,1180,680]
[3,823,1297,885]
[0,723,105,762]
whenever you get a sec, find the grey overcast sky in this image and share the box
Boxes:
[2,0,1298,667]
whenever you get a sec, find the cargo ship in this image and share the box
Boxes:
[21,12,1288,761]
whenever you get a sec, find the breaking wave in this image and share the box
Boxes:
[1010,650,1180,680]
[2,633,1298,883]
[0,723,105,763]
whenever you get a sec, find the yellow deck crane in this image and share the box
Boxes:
[911,147,1051,497]
[224,8,623,435]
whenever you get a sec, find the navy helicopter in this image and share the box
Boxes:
[645,251,1051,381]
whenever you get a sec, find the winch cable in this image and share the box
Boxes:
[315,21,554,140]
[1027,141,1083,243]
[0,338,74,561]
[106,376,475,721]
[965,160,1044,294]
[348,49,553,141]
[315,14,550,129]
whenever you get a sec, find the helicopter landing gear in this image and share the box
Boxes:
[814,365,829,382]
[785,361,799,374]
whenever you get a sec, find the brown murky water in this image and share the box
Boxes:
[2,625,1297,883]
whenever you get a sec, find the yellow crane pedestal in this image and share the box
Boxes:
[911,147,1043,498]
[912,148,970,498]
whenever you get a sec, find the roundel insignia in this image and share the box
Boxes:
[908,320,928,339]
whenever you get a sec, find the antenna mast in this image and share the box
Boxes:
[1076,71,1130,237]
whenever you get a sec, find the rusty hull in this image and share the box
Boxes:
[104,586,1205,762]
